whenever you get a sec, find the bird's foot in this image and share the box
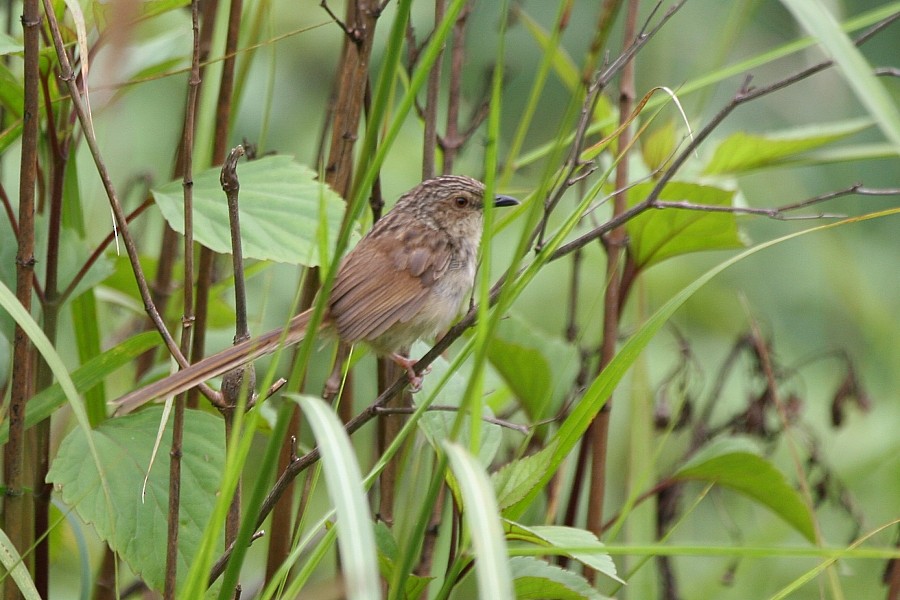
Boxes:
[390,353,430,392]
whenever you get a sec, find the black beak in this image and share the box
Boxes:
[493,194,519,208]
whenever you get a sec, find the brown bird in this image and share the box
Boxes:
[114,175,518,413]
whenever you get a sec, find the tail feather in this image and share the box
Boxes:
[113,310,316,414]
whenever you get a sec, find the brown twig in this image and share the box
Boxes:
[586,2,639,584]
[219,145,253,554]
[4,0,40,596]
[164,1,203,595]
[40,0,218,400]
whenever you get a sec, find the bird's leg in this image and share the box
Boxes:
[389,352,430,391]
[323,343,351,401]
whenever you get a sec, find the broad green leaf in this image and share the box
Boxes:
[444,443,514,600]
[703,118,873,175]
[293,395,381,600]
[505,522,620,583]
[672,437,816,542]
[47,407,225,594]
[509,556,611,600]
[0,332,160,444]
[504,208,899,519]
[780,0,900,154]
[626,181,746,269]
[0,32,21,55]
[373,522,432,600]
[152,155,356,266]
[493,443,557,511]
[420,409,502,469]
[0,63,23,117]
[414,340,504,467]
[641,121,678,174]
[487,313,578,421]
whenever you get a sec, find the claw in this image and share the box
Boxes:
[389,353,425,391]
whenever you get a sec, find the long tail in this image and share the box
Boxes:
[114,310,316,414]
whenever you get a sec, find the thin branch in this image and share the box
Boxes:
[40,0,218,400]
[374,405,530,434]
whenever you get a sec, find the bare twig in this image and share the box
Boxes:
[374,405,529,434]
[4,0,40,595]
[40,0,218,400]
[164,1,203,595]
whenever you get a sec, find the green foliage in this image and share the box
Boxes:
[509,556,611,600]
[673,437,816,542]
[152,156,354,266]
[487,313,579,421]
[2,0,898,598]
[703,118,873,175]
[47,407,225,594]
[0,332,159,443]
[625,182,746,269]
[505,523,620,583]
[292,394,381,600]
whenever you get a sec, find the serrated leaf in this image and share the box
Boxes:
[47,407,225,594]
[703,118,873,175]
[672,436,816,541]
[626,181,746,269]
[152,155,356,266]
[487,313,578,420]
[493,443,556,511]
[510,556,611,600]
[504,522,621,584]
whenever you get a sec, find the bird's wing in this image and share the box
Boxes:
[329,226,454,343]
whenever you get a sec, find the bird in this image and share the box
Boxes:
[113,175,518,413]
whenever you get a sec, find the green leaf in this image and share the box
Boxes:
[516,8,580,91]
[293,394,381,600]
[0,63,23,118]
[444,443,514,600]
[779,0,900,154]
[503,208,899,519]
[29,216,117,304]
[419,409,502,469]
[0,332,160,444]
[493,443,557,512]
[509,556,611,600]
[0,528,41,599]
[626,181,746,269]
[374,522,432,600]
[414,340,504,467]
[152,155,356,266]
[672,437,816,542]
[703,118,873,175]
[0,32,22,56]
[487,313,578,420]
[505,522,620,584]
[47,407,225,594]
[641,121,678,174]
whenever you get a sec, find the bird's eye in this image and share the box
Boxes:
[454,196,469,208]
